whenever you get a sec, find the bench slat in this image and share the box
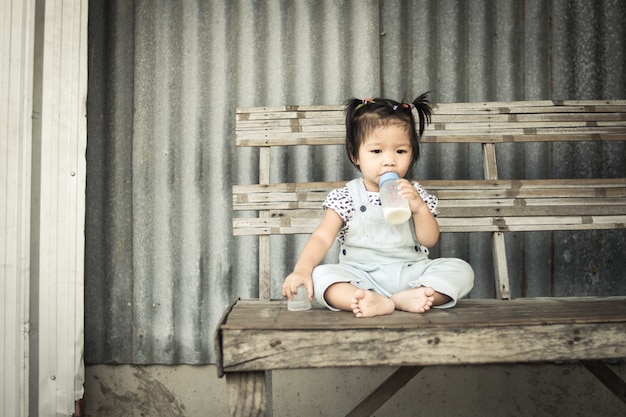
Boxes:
[234,202,626,218]
[234,178,626,191]
[219,297,626,371]
[223,323,626,370]
[234,192,626,211]
[233,215,626,236]
[236,132,626,147]
[236,101,626,116]
[234,179,626,205]
[222,297,626,330]
[236,115,626,132]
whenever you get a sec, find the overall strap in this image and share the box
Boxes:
[346,178,369,207]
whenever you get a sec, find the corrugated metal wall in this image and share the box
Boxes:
[85,0,626,365]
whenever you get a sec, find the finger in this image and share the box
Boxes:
[282,284,293,299]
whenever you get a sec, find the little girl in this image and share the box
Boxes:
[282,94,474,317]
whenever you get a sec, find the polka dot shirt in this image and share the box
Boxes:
[323,182,439,244]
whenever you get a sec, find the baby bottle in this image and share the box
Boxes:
[379,172,412,224]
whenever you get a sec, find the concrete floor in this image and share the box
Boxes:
[83,362,626,417]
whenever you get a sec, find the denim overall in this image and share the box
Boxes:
[312,178,474,310]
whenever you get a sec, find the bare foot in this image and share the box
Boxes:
[351,289,395,318]
[391,286,436,313]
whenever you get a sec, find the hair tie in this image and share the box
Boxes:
[393,102,414,111]
[356,97,375,110]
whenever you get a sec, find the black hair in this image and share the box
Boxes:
[344,92,432,169]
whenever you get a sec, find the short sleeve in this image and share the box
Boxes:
[322,186,354,223]
[414,182,439,216]
[322,186,354,243]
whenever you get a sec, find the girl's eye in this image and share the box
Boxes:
[371,149,382,154]
[397,149,408,154]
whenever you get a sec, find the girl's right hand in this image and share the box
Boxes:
[282,271,314,301]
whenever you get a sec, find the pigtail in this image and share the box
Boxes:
[344,98,365,165]
[345,98,362,136]
[412,92,433,138]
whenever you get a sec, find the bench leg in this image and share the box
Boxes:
[580,360,626,405]
[226,371,271,417]
[345,366,425,417]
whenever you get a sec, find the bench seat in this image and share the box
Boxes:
[218,296,626,373]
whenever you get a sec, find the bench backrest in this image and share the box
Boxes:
[234,101,626,301]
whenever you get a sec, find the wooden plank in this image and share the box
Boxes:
[433,99,626,108]
[233,181,347,194]
[482,143,498,180]
[236,132,626,147]
[234,210,626,228]
[233,178,626,195]
[233,197,626,212]
[258,146,272,301]
[345,366,425,417]
[233,180,626,209]
[226,372,268,417]
[420,178,626,190]
[233,214,626,236]
[259,147,271,185]
[221,297,626,330]
[236,106,343,115]
[219,297,626,371]
[236,100,626,109]
[233,195,626,211]
[437,215,626,232]
[580,360,626,405]
[236,101,626,116]
[492,232,511,300]
[221,322,626,371]
[428,121,626,130]
[259,235,271,301]
[430,112,626,123]
[236,117,626,133]
[233,189,626,213]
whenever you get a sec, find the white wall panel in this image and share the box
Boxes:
[34,1,88,414]
[1,1,36,416]
[2,0,88,415]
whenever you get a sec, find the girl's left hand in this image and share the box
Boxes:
[396,179,428,215]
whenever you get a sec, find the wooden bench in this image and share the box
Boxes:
[215,100,626,416]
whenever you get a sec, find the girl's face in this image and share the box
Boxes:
[352,124,413,192]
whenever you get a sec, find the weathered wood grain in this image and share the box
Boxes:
[226,372,267,417]
[219,298,626,372]
[236,101,626,146]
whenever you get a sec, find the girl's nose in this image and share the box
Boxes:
[383,153,396,166]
